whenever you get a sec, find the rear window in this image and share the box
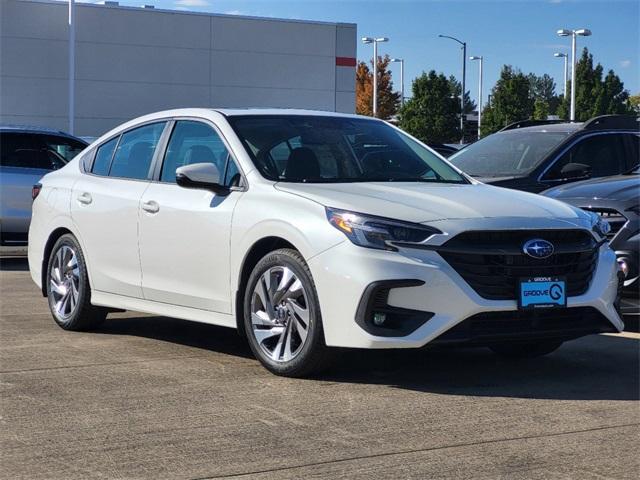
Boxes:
[0,132,87,170]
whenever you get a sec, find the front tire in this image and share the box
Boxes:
[243,248,331,377]
[489,340,563,358]
[46,234,106,331]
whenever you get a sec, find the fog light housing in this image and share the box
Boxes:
[617,258,629,278]
[373,312,386,326]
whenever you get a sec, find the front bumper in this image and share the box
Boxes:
[309,241,623,349]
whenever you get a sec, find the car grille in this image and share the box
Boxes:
[580,207,627,240]
[433,307,615,344]
[438,230,598,300]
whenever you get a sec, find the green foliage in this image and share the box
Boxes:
[481,66,534,136]
[630,94,640,114]
[533,98,550,120]
[448,75,477,114]
[398,70,462,143]
[557,48,634,120]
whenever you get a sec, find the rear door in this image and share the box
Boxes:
[70,122,167,298]
[138,119,244,312]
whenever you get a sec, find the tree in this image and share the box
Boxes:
[557,48,634,120]
[533,98,549,120]
[481,66,533,136]
[448,75,477,115]
[355,55,400,119]
[528,73,556,103]
[528,73,560,115]
[630,94,640,114]
[397,70,461,143]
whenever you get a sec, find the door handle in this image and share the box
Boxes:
[77,192,92,205]
[142,200,160,214]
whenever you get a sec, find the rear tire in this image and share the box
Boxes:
[489,340,563,358]
[46,234,106,331]
[243,248,332,377]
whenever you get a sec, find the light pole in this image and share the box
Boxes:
[557,28,591,121]
[469,56,483,139]
[554,52,568,97]
[390,58,404,108]
[439,34,466,143]
[362,36,389,117]
[68,0,76,134]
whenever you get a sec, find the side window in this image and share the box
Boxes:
[546,134,627,179]
[109,122,165,180]
[161,121,230,183]
[91,137,118,176]
[0,133,66,170]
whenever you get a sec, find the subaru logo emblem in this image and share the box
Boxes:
[523,239,554,259]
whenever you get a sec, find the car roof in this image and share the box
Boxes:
[0,124,83,140]
[212,108,366,120]
[499,122,584,134]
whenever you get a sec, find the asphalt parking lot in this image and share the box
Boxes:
[1,257,639,480]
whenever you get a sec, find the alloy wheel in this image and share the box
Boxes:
[250,266,310,362]
[50,245,80,320]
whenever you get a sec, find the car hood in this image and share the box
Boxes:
[275,182,584,223]
[543,175,640,203]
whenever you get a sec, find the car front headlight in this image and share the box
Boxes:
[586,210,611,238]
[326,207,441,251]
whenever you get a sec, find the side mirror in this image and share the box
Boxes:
[176,162,229,195]
[559,162,592,180]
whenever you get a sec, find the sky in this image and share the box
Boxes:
[91,0,640,106]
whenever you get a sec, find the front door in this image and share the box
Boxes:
[138,120,244,312]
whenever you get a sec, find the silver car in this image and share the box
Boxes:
[1,125,87,247]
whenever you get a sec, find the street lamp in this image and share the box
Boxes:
[469,56,483,140]
[554,52,569,97]
[439,34,466,143]
[362,36,389,117]
[68,0,76,134]
[557,28,592,121]
[390,58,404,108]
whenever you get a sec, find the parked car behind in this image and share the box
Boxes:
[543,168,639,317]
[1,125,87,246]
[449,115,639,193]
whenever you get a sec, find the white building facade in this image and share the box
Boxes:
[0,0,357,137]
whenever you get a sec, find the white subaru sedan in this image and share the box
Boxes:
[28,109,623,376]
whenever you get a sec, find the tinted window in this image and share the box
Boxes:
[546,134,628,179]
[161,121,236,185]
[91,137,118,176]
[626,134,639,170]
[0,132,86,169]
[229,116,466,184]
[109,123,165,180]
[450,131,570,177]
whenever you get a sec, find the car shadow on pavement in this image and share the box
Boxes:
[322,335,640,401]
[97,314,638,401]
[0,257,29,271]
[97,315,254,360]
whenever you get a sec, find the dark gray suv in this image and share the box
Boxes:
[450,115,639,193]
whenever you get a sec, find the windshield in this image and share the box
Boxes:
[228,115,467,184]
[449,130,570,177]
